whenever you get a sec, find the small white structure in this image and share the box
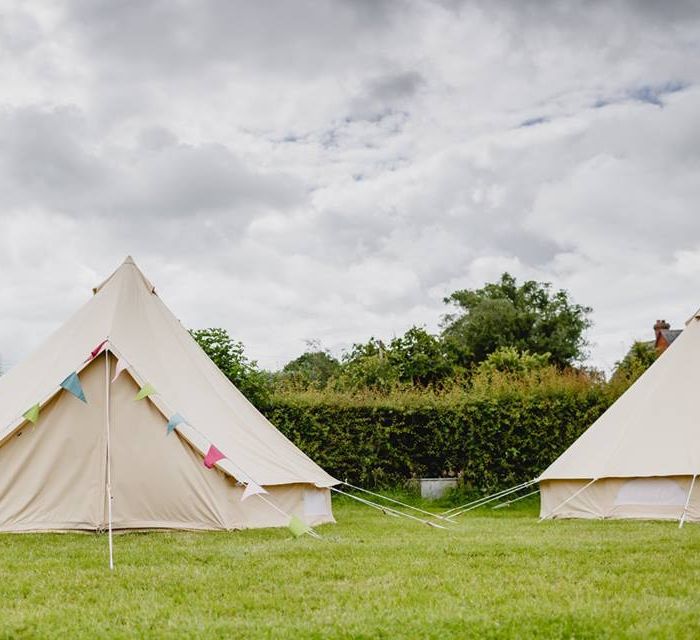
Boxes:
[420,478,458,500]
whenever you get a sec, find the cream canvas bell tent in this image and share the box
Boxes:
[0,257,338,533]
[539,312,700,523]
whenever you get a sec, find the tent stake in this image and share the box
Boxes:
[105,348,114,570]
[679,475,697,529]
[539,478,597,522]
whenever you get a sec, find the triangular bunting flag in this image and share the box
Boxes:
[23,403,40,424]
[288,515,310,538]
[203,445,225,469]
[112,358,128,383]
[241,481,268,502]
[166,413,186,435]
[87,339,108,361]
[60,372,87,403]
[135,383,156,400]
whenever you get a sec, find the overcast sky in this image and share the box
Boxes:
[1,1,699,373]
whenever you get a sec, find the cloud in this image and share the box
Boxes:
[0,0,699,375]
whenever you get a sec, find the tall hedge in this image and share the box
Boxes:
[262,386,611,491]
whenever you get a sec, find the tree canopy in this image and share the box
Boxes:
[441,273,592,369]
[190,328,272,406]
[278,342,341,390]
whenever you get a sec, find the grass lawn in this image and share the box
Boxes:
[1,495,699,639]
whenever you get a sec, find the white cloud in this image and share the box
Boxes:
[0,0,699,374]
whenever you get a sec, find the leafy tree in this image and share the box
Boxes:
[441,273,592,368]
[387,326,453,386]
[190,328,272,407]
[333,338,399,392]
[610,341,658,389]
[278,341,341,390]
[475,346,551,376]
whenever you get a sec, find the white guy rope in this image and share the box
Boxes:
[539,478,597,522]
[679,474,697,529]
[341,481,455,524]
[446,480,540,519]
[492,489,540,510]
[331,487,447,529]
[442,479,539,515]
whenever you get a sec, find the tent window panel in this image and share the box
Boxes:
[614,478,687,507]
[303,488,329,516]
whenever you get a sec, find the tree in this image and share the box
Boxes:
[387,326,453,386]
[441,273,592,368]
[333,338,399,392]
[190,328,272,407]
[475,346,551,376]
[278,341,341,390]
[610,341,658,388]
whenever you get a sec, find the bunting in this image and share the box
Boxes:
[288,515,310,538]
[241,481,268,501]
[112,358,128,383]
[87,340,108,362]
[135,383,156,401]
[60,372,87,403]
[203,445,225,469]
[23,403,41,424]
[166,413,186,435]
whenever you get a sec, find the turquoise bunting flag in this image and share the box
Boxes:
[166,413,185,435]
[60,372,87,403]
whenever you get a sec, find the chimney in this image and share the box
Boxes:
[654,319,670,342]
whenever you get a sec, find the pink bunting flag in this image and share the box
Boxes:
[241,481,268,502]
[86,339,108,362]
[112,358,128,383]
[203,445,225,469]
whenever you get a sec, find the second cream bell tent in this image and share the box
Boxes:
[539,311,700,523]
[0,257,338,532]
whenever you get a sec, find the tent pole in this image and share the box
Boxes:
[679,474,697,529]
[105,349,114,570]
[539,478,597,522]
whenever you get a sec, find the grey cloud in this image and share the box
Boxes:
[0,105,304,222]
[63,0,401,78]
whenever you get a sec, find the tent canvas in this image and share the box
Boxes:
[539,312,700,522]
[0,257,338,533]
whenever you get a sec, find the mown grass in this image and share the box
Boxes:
[1,496,699,639]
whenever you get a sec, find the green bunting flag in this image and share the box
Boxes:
[288,515,310,538]
[60,372,87,403]
[23,403,40,424]
[135,383,156,401]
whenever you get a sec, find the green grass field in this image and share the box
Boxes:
[1,495,699,639]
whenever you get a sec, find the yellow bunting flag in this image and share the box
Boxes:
[23,403,40,424]
[135,383,156,400]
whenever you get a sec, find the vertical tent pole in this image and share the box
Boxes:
[105,349,114,570]
[679,474,697,529]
